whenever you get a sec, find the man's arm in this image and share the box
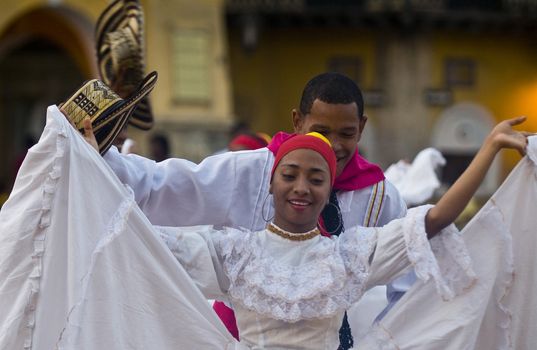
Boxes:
[78,115,272,228]
[105,145,273,228]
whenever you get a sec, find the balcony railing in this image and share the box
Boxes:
[226,0,537,14]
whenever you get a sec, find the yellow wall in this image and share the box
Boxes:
[430,31,537,172]
[0,0,233,162]
[228,27,378,135]
[144,0,232,124]
[0,0,104,78]
[1,2,535,169]
[229,27,537,174]
[0,0,101,184]
[0,0,156,27]
[0,0,103,33]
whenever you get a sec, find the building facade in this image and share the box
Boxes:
[0,0,233,191]
[1,0,537,199]
[226,0,537,195]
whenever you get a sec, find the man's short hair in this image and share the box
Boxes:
[299,72,364,118]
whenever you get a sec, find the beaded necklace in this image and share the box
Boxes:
[267,222,320,241]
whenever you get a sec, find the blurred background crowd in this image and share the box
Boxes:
[1,0,537,223]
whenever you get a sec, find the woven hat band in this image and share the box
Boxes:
[61,80,122,129]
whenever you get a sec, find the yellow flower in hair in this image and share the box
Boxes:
[306,132,332,146]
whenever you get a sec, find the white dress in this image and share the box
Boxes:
[1,107,535,349]
[155,212,473,350]
[357,136,537,350]
[101,104,409,330]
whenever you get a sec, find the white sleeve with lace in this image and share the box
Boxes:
[363,205,476,300]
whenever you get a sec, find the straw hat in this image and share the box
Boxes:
[61,71,158,155]
[95,0,154,130]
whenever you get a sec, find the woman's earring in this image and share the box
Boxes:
[262,192,274,222]
[318,202,343,235]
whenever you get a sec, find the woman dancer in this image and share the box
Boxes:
[130,118,527,349]
[0,108,529,349]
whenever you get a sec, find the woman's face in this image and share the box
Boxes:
[270,148,331,233]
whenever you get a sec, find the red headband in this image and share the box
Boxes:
[229,134,268,150]
[271,134,337,185]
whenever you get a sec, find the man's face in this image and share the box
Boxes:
[293,99,366,176]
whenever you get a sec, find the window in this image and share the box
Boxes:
[172,29,211,103]
[440,153,474,185]
[327,56,363,85]
[445,58,476,88]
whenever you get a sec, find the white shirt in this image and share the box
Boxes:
[103,144,407,231]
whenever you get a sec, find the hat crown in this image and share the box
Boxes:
[62,79,122,128]
[96,0,153,130]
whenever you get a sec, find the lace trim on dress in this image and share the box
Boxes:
[23,122,67,349]
[402,205,477,301]
[216,227,378,323]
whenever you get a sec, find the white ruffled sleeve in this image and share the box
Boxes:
[362,205,476,300]
[154,225,233,301]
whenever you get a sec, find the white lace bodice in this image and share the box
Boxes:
[157,206,475,349]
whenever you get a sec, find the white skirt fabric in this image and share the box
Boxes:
[0,107,243,350]
[357,137,537,349]
[1,106,536,350]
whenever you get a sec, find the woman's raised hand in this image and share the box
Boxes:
[60,108,99,153]
[425,116,532,237]
[487,116,531,156]
[80,117,99,152]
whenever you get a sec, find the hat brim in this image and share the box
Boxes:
[62,71,158,155]
[95,71,158,154]
[95,0,153,130]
